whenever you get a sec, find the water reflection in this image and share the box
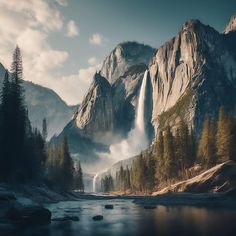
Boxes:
[3,199,236,236]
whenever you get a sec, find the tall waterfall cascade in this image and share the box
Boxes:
[92,70,148,192]
[136,69,148,134]
[93,173,99,193]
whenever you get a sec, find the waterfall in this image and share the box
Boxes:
[135,70,148,134]
[93,173,99,192]
[92,70,149,193]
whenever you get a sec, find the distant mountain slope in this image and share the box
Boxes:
[0,63,76,138]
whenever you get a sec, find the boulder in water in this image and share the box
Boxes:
[144,205,157,209]
[92,215,103,221]
[7,206,51,225]
[105,204,114,209]
[52,216,79,222]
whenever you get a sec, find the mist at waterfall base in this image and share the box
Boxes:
[92,71,149,192]
[109,70,148,161]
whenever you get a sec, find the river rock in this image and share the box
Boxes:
[7,206,51,225]
[92,215,103,221]
[0,192,16,201]
[52,216,79,222]
[105,204,114,209]
[144,205,157,209]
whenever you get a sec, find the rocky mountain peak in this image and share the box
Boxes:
[93,71,111,88]
[181,19,202,30]
[224,12,236,34]
[74,72,113,139]
[181,19,219,40]
[100,41,155,84]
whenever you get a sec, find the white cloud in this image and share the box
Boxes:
[0,0,63,31]
[89,33,106,45]
[88,57,98,66]
[66,20,79,37]
[34,50,69,72]
[55,0,68,6]
[51,62,101,104]
[0,0,95,105]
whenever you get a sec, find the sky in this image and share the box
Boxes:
[0,0,235,105]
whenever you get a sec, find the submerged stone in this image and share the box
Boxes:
[92,215,103,221]
[105,204,114,209]
[7,206,51,225]
[144,205,157,209]
[52,216,79,222]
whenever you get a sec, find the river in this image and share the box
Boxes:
[12,196,236,236]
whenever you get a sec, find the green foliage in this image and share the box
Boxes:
[42,118,48,141]
[73,160,84,192]
[0,47,46,183]
[216,107,236,162]
[101,175,114,192]
[197,118,217,167]
[0,46,84,190]
[46,137,75,190]
[163,126,177,179]
[155,131,164,182]
[103,121,197,193]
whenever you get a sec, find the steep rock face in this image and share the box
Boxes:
[72,43,155,143]
[58,42,155,162]
[150,19,236,136]
[0,63,75,138]
[74,72,113,142]
[225,12,236,34]
[112,64,152,136]
[100,42,155,84]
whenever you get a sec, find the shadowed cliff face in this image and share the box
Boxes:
[75,72,113,142]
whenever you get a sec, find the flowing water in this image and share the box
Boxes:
[8,197,236,236]
[92,70,149,192]
[135,69,148,134]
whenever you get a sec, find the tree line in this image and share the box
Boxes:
[0,46,84,191]
[101,108,236,193]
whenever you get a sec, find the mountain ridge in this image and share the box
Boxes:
[0,64,76,138]
[57,13,236,167]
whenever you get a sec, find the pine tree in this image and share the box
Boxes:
[10,46,28,180]
[155,131,164,183]
[46,137,74,190]
[74,160,84,192]
[42,118,48,141]
[216,107,236,162]
[189,127,197,166]
[198,118,216,167]
[0,47,29,181]
[59,137,74,190]
[0,71,11,180]
[175,120,191,176]
[163,126,176,180]
[131,154,147,192]
[146,154,156,191]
